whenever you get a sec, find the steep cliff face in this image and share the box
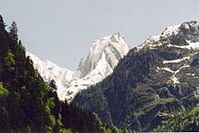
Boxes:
[73,21,199,131]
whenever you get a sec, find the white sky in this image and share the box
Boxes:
[1,0,199,69]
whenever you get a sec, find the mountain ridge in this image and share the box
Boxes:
[73,21,199,131]
[27,32,129,102]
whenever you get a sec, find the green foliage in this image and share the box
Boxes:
[45,126,53,133]
[154,105,199,132]
[0,82,9,98]
[61,128,72,133]
[93,112,103,126]
[92,113,126,133]
[5,49,15,67]
[110,124,121,133]
[134,98,179,117]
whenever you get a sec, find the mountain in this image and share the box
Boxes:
[73,21,199,131]
[1,13,199,132]
[27,32,129,102]
[0,15,125,133]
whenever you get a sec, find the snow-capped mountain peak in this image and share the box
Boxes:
[137,21,199,51]
[77,32,129,78]
[27,32,129,102]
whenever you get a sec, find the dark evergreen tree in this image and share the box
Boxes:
[9,21,18,41]
[49,79,57,92]
[0,15,6,29]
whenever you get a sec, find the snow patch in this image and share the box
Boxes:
[157,64,190,85]
[160,67,174,73]
[163,56,190,64]
[167,41,199,50]
[171,76,180,84]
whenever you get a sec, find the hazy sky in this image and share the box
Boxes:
[1,0,199,69]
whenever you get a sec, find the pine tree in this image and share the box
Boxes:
[5,49,15,67]
[9,21,18,41]
[49,79,57,92]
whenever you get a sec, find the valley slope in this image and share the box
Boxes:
[73,21,199,131]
